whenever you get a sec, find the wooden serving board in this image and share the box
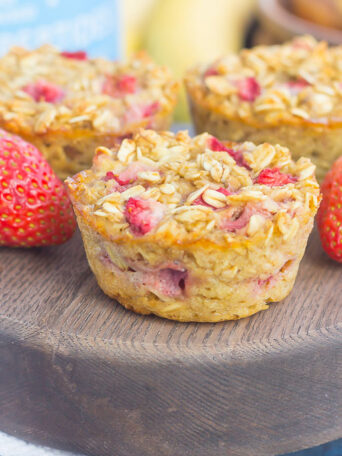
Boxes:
[0,227,341,456]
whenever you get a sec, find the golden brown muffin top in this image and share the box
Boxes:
[0,45,178,136]
[185,36,342,127]
[66,129,320,247]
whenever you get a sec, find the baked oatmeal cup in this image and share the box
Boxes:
[0,45,178,179]
[185,35,342,182]
[66,129,320,322]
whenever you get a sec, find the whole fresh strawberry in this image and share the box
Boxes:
[0,130,76,247]
[317,156,342,262]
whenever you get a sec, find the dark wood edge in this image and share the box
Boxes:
[1,319,342,456]
[1,313,342,362]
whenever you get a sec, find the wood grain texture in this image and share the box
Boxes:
[0,227,341,456]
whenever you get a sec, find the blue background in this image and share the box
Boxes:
[0,0,121,58]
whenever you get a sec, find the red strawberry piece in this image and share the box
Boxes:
[237,77,261,102]
[102,172,129,193]
[221,206,254,232]
[104,171,115,181]
[115,163,148,185]
[114,172,132,186]
[125,197,165,235]
[317,156,342,263]
[204,66,219,77]
[287,78,310,93]
[102,173,129,193]
[256,168,297,187]
[208,137,249,169]
[0,130,76,247]
[222,204,271,232]
[123,102,160,125]
[208,137,232,153]
[156,268,187,297]
[222,204,272,232]
[217,187,231,196]
[61,50,88,60]
[102,74,137,97]
[23,80,65,103]
[116,75,137,94]
[143,267,187,297]
[142,101,159,117]
[105,162,152,186]
[228,149,249,169]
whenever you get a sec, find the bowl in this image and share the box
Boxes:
[258,0,342,44]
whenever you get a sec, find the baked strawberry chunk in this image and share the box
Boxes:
[217,187,231,196]
[287,78,310,93]
[116,75,137,94]
[103,172,131,193]
[208,137,249,169]
[105,162,152,186]
[104,171,116,182]
[221,206,254,232]
[125,197,165,235]
[141,101,160,117]
[102,74,137,96]
[222,205,270,232]
[61,50,88,60]
[23,80,65,103]
[142,267,187,298]
[237,77,261,102]
[256,168,297,186]
[99,250,187,297]
[209,137,232,153]
[123,102,160,125]
[204,66,219,77]
[114,163,147,186]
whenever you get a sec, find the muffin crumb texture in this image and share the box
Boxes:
[67,129,320,322]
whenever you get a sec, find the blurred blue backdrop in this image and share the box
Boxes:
[0,0,121,58]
